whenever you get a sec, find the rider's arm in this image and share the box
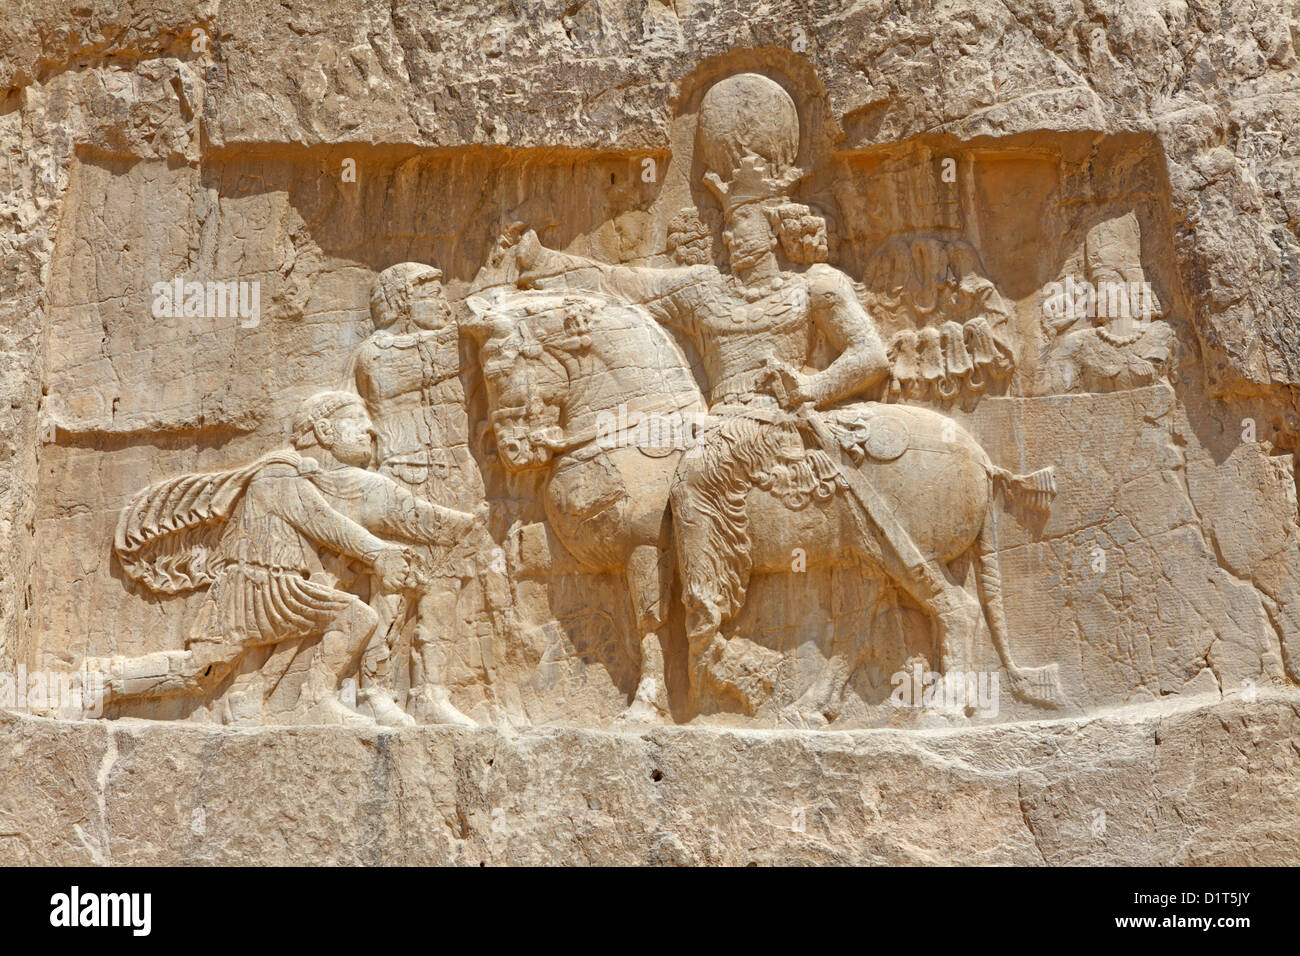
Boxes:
[804,264,890,406]
[517,231,706,332]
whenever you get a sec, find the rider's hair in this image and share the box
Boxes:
[370,262,444,329]
[291,391,364,448]
[668,206,714,265]
[763,201,829,264]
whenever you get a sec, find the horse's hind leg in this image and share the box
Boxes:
[794,573,896,725]
[854,533,982,680]
[615,543,673,723]
[919,566,983,679]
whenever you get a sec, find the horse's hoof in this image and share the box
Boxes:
[409,686,477,727]
[777,707,830,730]
[614,676,670,726]
[358,689,417,728]
[293,694,378,729]
[917,706,970,728]
[1010,664,1067,709]
[613,697,668,726]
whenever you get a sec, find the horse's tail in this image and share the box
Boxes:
[988,464,1056,513]
[974,487,1065,709]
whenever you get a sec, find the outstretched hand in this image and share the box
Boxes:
[490,222,544,274]
[372,547,413,593]
[494,220,528,252]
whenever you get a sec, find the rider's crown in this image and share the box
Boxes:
[704,153,805,217]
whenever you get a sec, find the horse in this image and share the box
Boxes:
[461,288,1062,722]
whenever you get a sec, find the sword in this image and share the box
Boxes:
[760,358,927,572]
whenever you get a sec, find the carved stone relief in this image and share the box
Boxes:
[21,66,1299,734]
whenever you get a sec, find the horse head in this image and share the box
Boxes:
[461,290,586,471]
[463,287,704,473]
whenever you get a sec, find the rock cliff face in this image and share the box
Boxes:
[1,0,1299,862]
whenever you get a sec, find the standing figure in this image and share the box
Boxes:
[346,263,507,725]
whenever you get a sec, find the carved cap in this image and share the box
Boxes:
[697,73,803,213]
[371,262,444,329]
[291,390,365,448]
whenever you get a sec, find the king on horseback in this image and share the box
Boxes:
[488,72,1061,712]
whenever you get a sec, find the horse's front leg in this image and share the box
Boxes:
[614,543,673,724]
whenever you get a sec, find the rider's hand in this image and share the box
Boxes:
[767,358,818,407]
[788,371,818,406]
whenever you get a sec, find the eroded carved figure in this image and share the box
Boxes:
[344,263,507,726]
[1037,213,1177,394]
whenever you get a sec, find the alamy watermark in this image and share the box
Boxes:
[151,276,261,328]
[0,665,104,718]
[594,403,705,454]
[50,886,151,936]
[890,660,1000,718]
[1041,277,1157,324]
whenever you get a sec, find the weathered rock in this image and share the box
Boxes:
[2,692,1297,865]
